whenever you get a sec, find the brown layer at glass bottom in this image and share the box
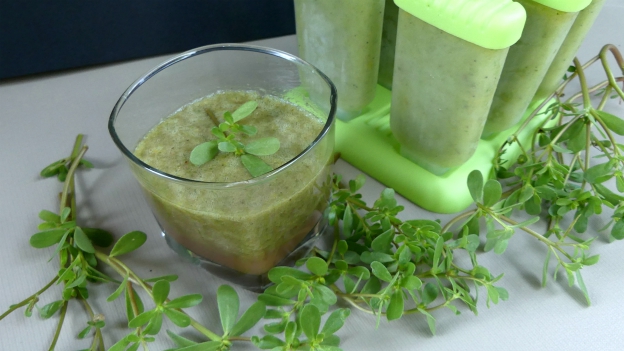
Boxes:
[161,216,330,292]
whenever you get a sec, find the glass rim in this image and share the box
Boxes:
[108,43,337,188]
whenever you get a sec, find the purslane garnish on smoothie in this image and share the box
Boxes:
[189,100,281,177]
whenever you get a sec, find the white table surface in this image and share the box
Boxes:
[1,2,623,350]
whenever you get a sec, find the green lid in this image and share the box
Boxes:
[394,0,526,50]
[530,0,592,13]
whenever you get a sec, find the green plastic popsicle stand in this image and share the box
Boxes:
[335,87,551,214]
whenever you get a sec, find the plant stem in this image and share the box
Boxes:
[49,300,69,351]
[499,215,574,261]
[440,210,477,234]
[81,299,105,351]
[0,276,59,320]
[95,251,223,342]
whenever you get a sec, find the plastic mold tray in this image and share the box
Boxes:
[335,85,549,214]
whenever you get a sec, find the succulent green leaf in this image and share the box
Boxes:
[125,287,144,322]
[232,100,258,122]
[30,228,68,248]
[306,257,328,276]
[252,335,285,349]
[190,141,219,166]
[217,285,240,334]
[584,162,614,183]
[386,291,404,321]
[401,275,422,290]
[78,325,92,339]
[431,236,444,274]
[39,300,64,319]
[74,227,95,253]
[230,301,267,336]
[467,170,484,202]
[611,219,624,240]
[240,125,258,136]
[371,229,394,253]
[595,110,624,135]
[163,307,191,327]
[321,308,350,335]
[482,179,502,207]
[109,231,147,257]
[223,111,234,124]
[128,310,157,328]
[107,275,129,302]
[218,141,237,153]
[420,283,439,306]
[244,137,280,156]
[144,312,163,335]
[241,154,273,177]
[40,159,66,177]
[38,209,61,223]
[79,158,94,168]
[258,293,296,306]
[166,294,203,309]
[342,206,353,236]
[60,207,71,223]
[152,280,170,306]
[300,304,321,340]
[370,261,392,282]
[269,266,313,283]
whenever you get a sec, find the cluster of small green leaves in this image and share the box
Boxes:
[252,260,350,351]
[489,46,624,303]
[189,100,281,177]
[255,174,507,340]
[40,151,93,181]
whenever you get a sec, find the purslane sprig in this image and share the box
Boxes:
[189,100,281,177]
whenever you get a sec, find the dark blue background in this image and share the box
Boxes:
[0,0,296,80]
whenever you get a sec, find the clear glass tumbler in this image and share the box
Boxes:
[109,44,337,291]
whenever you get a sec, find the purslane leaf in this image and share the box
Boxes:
[30,228,68,248]
[244,137,280,156]
[74,227,95,254]
[230,301,266,336]
[217,285,240,334]
[109,231,147,257]
[190,141,219,166]
[386,291,404,321]
[595,110,624,135]
[467,170,484,203]
[370,261,392,282]
[152,280,170,306]
[163,308,191,327]
[166,294,203,309]
[39,300,64,319]
[232,100,258,122]
[300,304,321,340]
[306,257,328,277]
[321,308,350,336]
[241,154,273,177]
[128,310,157,328]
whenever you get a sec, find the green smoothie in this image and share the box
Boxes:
[390,11,509,175]
[534,0,607,101]
[378,0,399,90]
[483,0,581,137]
[294,0,385,120]
[133,91,333,275]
